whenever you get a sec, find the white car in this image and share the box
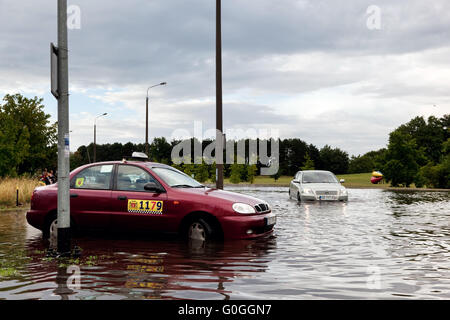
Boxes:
[289,170,348,202]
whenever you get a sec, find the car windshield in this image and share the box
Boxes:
[302,171,339,184]
[150,167,204,188]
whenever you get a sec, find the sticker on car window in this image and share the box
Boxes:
[75,178,84,188]
[128,199,163,214]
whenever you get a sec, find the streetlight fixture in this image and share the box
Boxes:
[146,82,167,156]
[93,112,107,163]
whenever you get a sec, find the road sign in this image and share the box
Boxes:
[50,43,59,99]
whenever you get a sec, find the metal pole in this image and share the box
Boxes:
[57,0,71,254]
[93,123,96,162]
[93,113,107,163]
[145,83,166,157]
[145,96,149,156]
[216,0,224,189]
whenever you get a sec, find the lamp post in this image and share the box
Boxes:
[56,0,71,254]
[216,0,224,189]
[93,113,107,163]
[146,82,167,156]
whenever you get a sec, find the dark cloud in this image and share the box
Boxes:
[1,0,450,155]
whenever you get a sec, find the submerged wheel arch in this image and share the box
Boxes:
[43,209,77,238]
[179,211,224,240]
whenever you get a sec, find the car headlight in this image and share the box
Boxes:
[301,188,314,195]
[232,203,256,214]
[340,189,348,195]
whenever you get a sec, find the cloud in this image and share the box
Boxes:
[1,0,450,157]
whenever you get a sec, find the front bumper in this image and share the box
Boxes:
[300,194,348,202]
[220,212,276,240]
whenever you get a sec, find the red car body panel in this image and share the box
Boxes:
[26,161,276,240]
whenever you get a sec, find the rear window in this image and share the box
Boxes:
[72,164,113,190]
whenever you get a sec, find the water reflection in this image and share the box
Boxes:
[20,233,276,300]
[1,188,449,299]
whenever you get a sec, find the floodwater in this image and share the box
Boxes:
[0,187,449,300]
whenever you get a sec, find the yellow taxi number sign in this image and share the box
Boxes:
[128,199,163,214]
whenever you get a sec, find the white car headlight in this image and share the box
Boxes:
[302,188,314,195]
[232,203,256,214]
[341,189,348,195]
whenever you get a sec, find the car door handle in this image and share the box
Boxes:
[117,196,127,200]
[70,194,78,198]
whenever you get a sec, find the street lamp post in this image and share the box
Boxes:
[93,113,107,163]
[216,0,224,189]
[146,82,167,156]
[56,0,71,254]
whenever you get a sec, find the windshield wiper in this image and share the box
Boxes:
[171,184,195,188]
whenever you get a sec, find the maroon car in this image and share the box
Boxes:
[27,160,276,241]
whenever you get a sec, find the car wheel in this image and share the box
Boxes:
[42,214,58,243]
[187,218,213,242]
[43,214,75,241]
[49,218,58,239]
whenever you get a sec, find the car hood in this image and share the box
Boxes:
[175,187,267,205]
[300,183,345,190]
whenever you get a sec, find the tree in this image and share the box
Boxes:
[348,154,373,174]
[396,116,446,165]
[416,138,450,188]
[348,149,386,174]
[246,164,257,183]
[150,137,172,163]
[382,130,424,187]
[195,159,210,183]
[319,145,349,174]
[0,110,30,176]
[300,153,315,171]
[0,94,56,176]
[229,163,242,184]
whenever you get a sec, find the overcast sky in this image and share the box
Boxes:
[1,0,449,156]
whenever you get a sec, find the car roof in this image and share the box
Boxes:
[72,160,172,172]
[297,170,334,174]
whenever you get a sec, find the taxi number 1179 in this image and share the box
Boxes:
[128,199,163,214]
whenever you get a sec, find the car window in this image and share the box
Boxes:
[116,165,157,192]
[72,164,113,190]
[302,171,339,184]
[151,167,203,188]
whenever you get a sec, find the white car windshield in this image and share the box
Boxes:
[151,167,204,188]
[302,171,339,184]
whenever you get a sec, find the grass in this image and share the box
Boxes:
[336,172,389,188]
[220,172,390,188]
[0,177,41,209]
[221,172,448,190]
[0,267,19,278]
[223,175,293,186]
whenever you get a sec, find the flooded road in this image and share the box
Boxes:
[0,187,449,300]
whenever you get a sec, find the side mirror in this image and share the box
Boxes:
[144,182,165,193]
[340,179,345,183]
[293,180,300,184]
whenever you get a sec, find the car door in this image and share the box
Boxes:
[110,164,168,232]
[290,171,301,198]
[70,164,114,231]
